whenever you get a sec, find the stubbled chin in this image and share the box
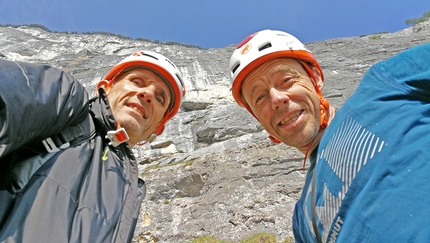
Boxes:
[118,115,143,132]
[275,115,319,145]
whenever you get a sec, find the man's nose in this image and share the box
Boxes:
[137,86,155,103]
[270,88,289,110]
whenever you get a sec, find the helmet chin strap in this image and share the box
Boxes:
[301,96,327,171]
[319,96,329,129]
[298,61,330,170]
[136,133,157,146]
[298,60,329,130]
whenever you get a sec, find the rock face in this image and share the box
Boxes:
[0,21,429,242]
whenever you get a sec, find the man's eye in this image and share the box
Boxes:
[283,77,294,83]
[131,79,143,86]
[156,96,165,105]
[255,94,265,104]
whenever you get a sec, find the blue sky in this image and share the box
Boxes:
[1,0,429,49]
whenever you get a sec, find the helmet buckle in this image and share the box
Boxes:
[106,128,129,147]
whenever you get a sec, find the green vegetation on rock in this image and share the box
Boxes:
[406,10,430,26]
[185,233,294,243]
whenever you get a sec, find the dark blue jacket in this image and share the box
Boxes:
[0,59,145,242]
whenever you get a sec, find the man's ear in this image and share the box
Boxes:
[96,80,111,95]
[312,67,324,91]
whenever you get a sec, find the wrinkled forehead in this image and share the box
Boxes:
[242,58,303,88]
[248,58,304,79]
[115,66,175,109]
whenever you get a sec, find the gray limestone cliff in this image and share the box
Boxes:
[0,21,429,242]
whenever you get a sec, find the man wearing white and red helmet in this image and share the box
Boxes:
[97,50,186,146]
[230,29,334,158]
[230,29,430,242]
[0,50,185,242]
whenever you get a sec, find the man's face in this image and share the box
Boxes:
[106,68,171,146]
[241,58,323,148]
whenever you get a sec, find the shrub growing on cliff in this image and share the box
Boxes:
[406,10,430,26]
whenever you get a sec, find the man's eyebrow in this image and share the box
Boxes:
[250,83,259,98]
[249,65,297,94]
[272,65,298,74]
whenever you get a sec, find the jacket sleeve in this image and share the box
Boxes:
[370,43,430,99]
[0,59,89,159]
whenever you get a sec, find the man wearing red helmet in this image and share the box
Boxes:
[230,29,430,242]
[0,50,185,242]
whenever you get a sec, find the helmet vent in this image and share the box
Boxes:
[232,63,240,74]
[176,74,185,87]
[165,58,177,68]
[142,53,159,60]
[258,42,272,52]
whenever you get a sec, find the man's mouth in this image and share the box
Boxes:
[127,104,146,118]
[278,111,302,126]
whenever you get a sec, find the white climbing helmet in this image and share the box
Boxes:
[101,50,186,135]
[229,29,324,109]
